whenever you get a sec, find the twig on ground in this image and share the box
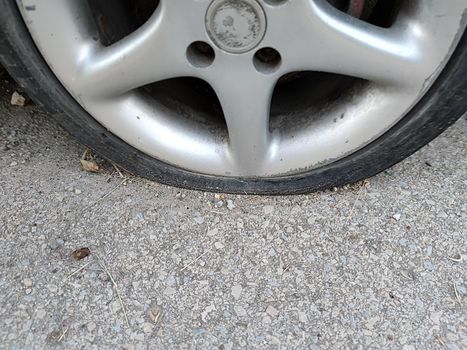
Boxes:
[435,335,448,349]
[345,180,368,225]
[95,255,130,328]
[64,262,91,281]
[454,282,462,306]
[57,327,68,342]
[180,251,209,272]
[81,149,89,161]
[112,163,126,179]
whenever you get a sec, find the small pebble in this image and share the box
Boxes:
[226,200,235,210]
[234,305,247,317]
[266,305,279,317]
[192,328,207,336]
[194,217,204,225]
[231,284,242,300]
[23,278,33,288]
[298,311,308,323]
[263,206,274,215]
[36,309,46,319]
[163,287,176,296]
[11,91,26,106]
[48,239,64,250]
[142,322,153,333]
[207,228,218,237]
[87,321,97,332]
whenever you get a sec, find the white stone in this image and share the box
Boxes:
[226,200,236,210]
[163,286,176,296]
[266,305,279,317]
[23,278,33,288]
[234,305,247,317]
[298,311,308,323]
[263,206,274,215]
[11,91,26,106]
[430,311,442,325]
[87,321,97,332]
[201,304,216,322]
[207,228,218,236]
[142,322,153,333]
[194,217,205,224]
[231,284,242,300]
[214,242,224,250]
[36,309,46,319]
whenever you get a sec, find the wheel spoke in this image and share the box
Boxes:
[18,0,467,179]
[76,11,193,98]
[207,66,276,175]
[275,0,425,87]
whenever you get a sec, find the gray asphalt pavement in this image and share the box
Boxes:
[0,74,466,349]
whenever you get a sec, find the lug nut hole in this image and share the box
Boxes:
[264,0,288,6]
[187,41,215,68]
[254,47,282,74]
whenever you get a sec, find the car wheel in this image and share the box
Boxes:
[1,0,466,194]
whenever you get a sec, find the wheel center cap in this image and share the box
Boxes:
[205,0,266,54]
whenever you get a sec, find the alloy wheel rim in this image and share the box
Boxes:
[19,0,467,177]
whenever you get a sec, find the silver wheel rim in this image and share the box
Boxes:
[19,0,467,177]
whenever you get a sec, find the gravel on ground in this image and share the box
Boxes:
[0,73,466,349]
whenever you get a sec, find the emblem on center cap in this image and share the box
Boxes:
[205,0,266,54]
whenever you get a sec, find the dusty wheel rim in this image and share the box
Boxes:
[19,0,467,177]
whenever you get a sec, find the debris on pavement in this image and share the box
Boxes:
[147,305,163,325]
[80,149,100,173]
[10,91,26,106]
[448,253,463,263]
[96,255,130,328]
[71,247,91,260]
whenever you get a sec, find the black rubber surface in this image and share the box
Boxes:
[1,0,466,194]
